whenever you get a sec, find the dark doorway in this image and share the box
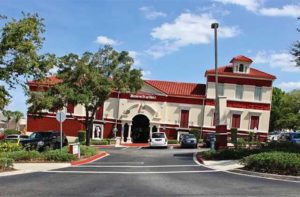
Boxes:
[131,114,150,143]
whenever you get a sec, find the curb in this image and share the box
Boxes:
[195,152,300,182]
[229,169,300,182]
[71,152,109,166]
[195,152,204,164]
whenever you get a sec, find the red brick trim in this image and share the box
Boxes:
[71,152,108,166]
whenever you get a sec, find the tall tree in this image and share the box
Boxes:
[269,87,285,132]
[291,17,300,67]
[0,13,56,110]
[13,111,24,130]
[28,45,143,145]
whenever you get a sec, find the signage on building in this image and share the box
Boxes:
[130,94,156,100]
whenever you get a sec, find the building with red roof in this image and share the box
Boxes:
[27,55,275,143]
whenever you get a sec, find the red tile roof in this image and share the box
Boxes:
[28,76,206,97]
[230,55,253,63]
[145,80,206,97]
[205,65,276,80]
[27,76,62,86]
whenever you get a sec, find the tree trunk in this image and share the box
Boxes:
[85,109,91,146]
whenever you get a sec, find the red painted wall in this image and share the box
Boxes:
[27,115,85,136]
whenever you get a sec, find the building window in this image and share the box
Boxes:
[67,103,74,114]
[254,87,262,101]
[250,116,259,130]
[238,64,244,72]
[180,110,189,128]
[217,83,224,96]
[231,114,241,128]
[235,85,243,99]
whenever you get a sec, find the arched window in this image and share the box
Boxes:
[238,64,244,72]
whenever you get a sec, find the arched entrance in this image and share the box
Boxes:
[131,114,150,143]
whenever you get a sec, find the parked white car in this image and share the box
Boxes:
[267,131,282,141]
[149,132,168,148]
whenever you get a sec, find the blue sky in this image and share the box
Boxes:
[0,0,299,115]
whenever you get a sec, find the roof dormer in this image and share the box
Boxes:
[230,55,253,74]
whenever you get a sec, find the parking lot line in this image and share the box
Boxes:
[85,162,145,165]
[45,170,221,174]
[73,165,200,168]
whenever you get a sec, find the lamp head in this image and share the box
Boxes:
[211,23,219,29]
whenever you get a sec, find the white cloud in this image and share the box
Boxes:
[141,70,152,79]
[95,36,120,46]
[277,81,300,91]
[253,51,299,72]
[139,6,166,20]
[213,0,263,12]
[147,13,239,58]
[128,51,141,66]
[214,0,300,18]
[259,5,300,17]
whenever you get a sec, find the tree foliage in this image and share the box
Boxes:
[28,45,143,145]
[270,88,300,131]
[0,13,55,110]
[291,17,300,67]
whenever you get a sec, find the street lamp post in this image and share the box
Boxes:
[211,22,219,126]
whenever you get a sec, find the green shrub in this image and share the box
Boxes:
[109,139,116,145]
[201,148,262,160]
[263,141,300,153]
[91,139,109,145]
[0,142,22,152]
[42,150,77,162]
[4,129,20,135]
[237,138,247,149]
[241,152,300,176]
[189,129,201,142]
[80,145,97,157]
[0,158,14,170]
[0,150,41,161]
[168,140,179,144]
[78,130,86,142]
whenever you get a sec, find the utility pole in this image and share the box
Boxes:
[211,22,219,126]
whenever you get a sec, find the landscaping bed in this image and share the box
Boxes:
[241,152,300,176]
[0,142,100,171]
[199,141,300,176]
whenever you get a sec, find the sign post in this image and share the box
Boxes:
[56,111,66,152]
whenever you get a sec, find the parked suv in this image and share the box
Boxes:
[179,134,197,148]
[280,132,300,144]
[149,132,168,148]
[20,131,68,151]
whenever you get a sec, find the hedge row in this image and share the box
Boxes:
[241,152,300,176]
[0,145,98,162]
[201,141,300,160]
[0,142,22,152]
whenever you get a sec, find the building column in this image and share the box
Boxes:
[127,123,132,143]
[121,123,125,143]
[149,124,153,139]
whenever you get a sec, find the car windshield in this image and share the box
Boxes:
[152,133,165,138]
[29,132,51,139]
[291,133,300,139]
[183,134,195,139]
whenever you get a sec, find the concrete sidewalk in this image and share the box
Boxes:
[202,160,243,171]
[0,163,70,177]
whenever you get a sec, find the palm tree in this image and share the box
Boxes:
[2,110,14,129]
[13,111,24,131]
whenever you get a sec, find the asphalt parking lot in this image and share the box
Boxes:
[0,147,299,197]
